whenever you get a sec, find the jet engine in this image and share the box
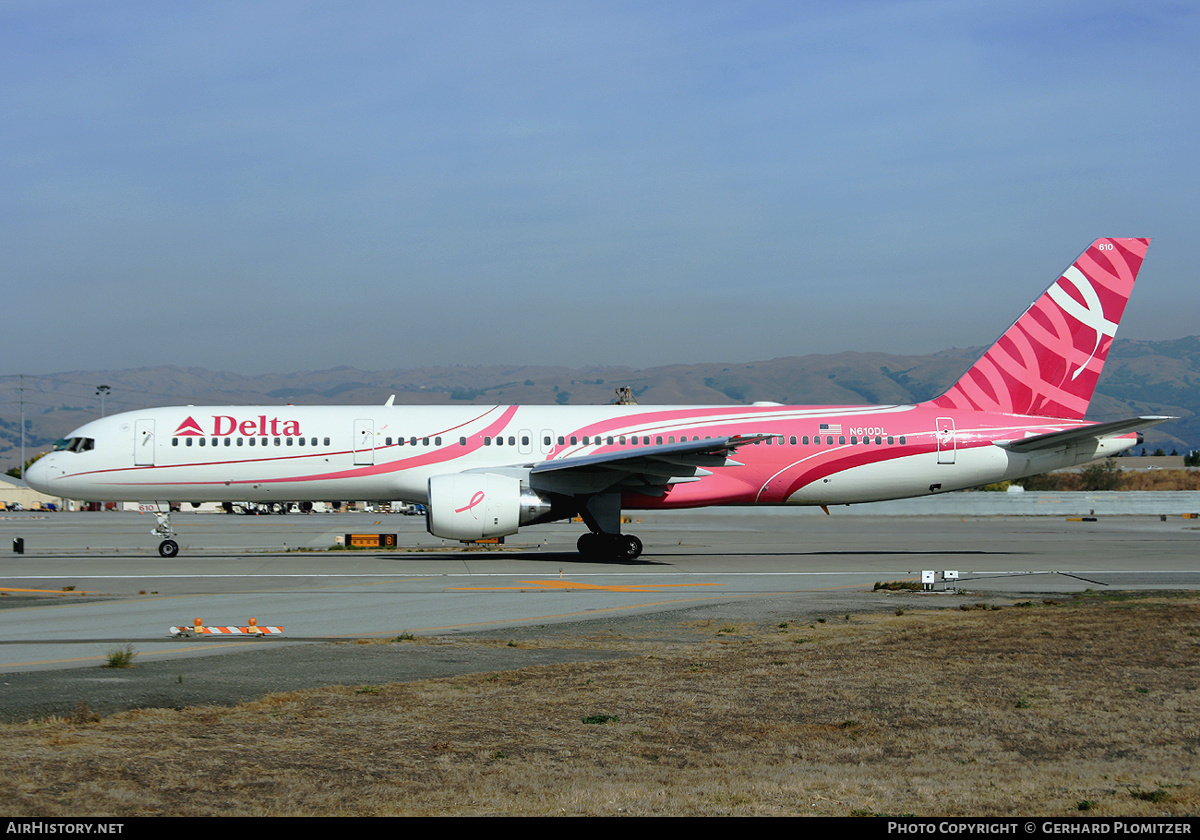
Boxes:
[426,472,556,541]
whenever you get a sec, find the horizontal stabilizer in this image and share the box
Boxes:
[993,416,1176,453]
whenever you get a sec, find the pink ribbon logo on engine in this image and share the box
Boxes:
[455,491,485,514]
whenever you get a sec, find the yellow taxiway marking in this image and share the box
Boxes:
[0,587,93,595]
[449,579,723,593]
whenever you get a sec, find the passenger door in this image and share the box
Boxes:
[134,419,155,466]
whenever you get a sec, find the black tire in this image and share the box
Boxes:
[158,539,179,558]
[621,534,643,560]
[577,532,643,561]
[577,532,603,559]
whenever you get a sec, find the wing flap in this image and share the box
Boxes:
[530,434,772,475]
[528,434,773,493]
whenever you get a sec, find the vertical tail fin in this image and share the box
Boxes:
[927,237,1151,419]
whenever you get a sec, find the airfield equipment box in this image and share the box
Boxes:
[344,533,398,548]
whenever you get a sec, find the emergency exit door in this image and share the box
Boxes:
[353,419,375,465]
[936,417,956,465]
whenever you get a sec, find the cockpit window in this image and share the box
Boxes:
[53,437,95,453]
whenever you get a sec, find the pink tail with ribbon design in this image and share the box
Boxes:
[926,237,1150,420]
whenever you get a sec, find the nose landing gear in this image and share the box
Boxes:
[145,502,179,557]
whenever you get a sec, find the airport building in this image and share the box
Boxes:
[0,474,65,511]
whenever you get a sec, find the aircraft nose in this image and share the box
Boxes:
[23,455,58,493]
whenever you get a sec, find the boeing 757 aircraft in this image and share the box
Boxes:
[26,238,1171,560]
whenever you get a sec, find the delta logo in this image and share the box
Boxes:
[173,415,303,437]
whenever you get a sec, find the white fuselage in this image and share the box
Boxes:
[26,402,1133,508]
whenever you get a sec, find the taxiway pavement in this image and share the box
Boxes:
[2,508,1197,676]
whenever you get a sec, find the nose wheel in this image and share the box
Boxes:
[148,504,180,558]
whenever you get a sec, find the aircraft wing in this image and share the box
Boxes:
[528,434,774,496]
[993,416,1176,453]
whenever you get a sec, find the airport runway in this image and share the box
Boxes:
[2,508,1198,679]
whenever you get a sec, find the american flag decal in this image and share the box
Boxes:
[819,423,842,435]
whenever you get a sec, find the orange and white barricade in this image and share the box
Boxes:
[169,617,283,638]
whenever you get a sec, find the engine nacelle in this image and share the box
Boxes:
[426,473,554,541]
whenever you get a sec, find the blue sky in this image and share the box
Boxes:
[3,1,1196,375]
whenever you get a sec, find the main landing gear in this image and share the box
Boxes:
[577,531,643,561]
[574,492,644,561]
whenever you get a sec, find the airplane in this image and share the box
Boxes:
[26,237,1173,561]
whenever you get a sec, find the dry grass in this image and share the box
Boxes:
[1019,468,1200,492]
[1117,470,1200,492]
[2,592,1198,817]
